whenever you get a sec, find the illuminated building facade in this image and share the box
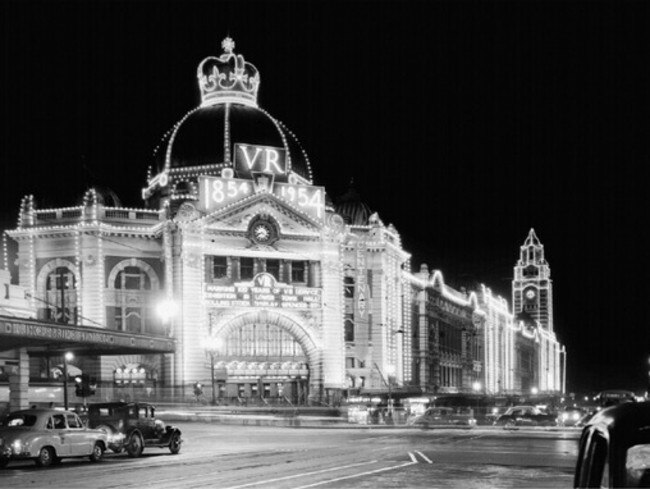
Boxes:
[335,187,412,392]
[3,39,564,404]
[409,266,481,394]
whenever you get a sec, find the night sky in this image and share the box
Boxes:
[2,1,649,394]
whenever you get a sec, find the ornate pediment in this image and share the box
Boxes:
[198,192,322,237]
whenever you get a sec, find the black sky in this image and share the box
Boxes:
[2,1,649,394]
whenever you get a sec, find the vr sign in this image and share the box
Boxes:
[234,143,287,178]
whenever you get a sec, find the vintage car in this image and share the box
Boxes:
[86,402,181,457]
[574,401,650,488]
[409,406,477,427]
[0,408,107,468]
[493,405,557,427]
[557,406,588,427]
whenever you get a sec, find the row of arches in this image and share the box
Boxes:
[37,258,160,331]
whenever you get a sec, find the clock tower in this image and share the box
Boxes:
[512,229,553,332]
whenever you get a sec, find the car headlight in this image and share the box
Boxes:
[12,440,22,453]
[572,413,580,420]
[561,413,568,420]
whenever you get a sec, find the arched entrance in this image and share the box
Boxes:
[210,310,319,405]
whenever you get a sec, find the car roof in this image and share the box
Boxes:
[9,409,76,416]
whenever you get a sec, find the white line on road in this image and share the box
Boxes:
[291,461,418,489]
[415,451,433,463]
[408,452,418,463]
[219,460,378,489]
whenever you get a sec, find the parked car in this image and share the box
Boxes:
[557,406,587,427]
[493,405,557,427]
[0,408,107,468]
[574,401,650,487]
[86,402,181,457]
[409,407,476,427]
[485,406,509,425]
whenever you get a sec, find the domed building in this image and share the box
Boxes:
[4,38,564,407]
[5,38,413,404]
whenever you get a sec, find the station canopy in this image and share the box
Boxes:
[0,315,175,356]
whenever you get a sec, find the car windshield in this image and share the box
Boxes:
[3,413,38,427]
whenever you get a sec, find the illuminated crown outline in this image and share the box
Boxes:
[197,37,260,108]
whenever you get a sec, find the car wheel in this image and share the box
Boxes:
[126,432,144,458]
[504,419,517,429]
[169,432,181,454]
[35,446,55,467]
[89,442,104,462]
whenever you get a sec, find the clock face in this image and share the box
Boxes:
[525,289,536,300]
[253,223,272,243]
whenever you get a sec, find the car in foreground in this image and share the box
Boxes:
[87,402,181,457]
[493,405,557,427]
[574,401,650,487]
[0,408,107,468]
[409,407,476,427]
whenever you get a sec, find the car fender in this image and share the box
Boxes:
[26,433,63,457]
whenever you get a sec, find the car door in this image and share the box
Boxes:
[50,413,71,455]
[65,413,91,456]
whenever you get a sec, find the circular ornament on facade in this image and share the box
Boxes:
[525,289,536,300]
[248,216,278,245]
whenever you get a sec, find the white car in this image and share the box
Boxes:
[0,408,108,468]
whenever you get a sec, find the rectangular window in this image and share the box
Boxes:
[344,276,355,298]
[240,257,254,280]
[213,256,228,279]
[266,259,280,280]
[346,357,356,369]
[291,261,306,283]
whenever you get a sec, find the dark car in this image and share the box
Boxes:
[574,401,650,488]
[409,407,476,428]
[493,405,557,427]
[87,402,181,457]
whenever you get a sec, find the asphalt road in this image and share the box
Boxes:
[0,424,579,488]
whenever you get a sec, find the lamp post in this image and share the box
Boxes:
[472,381,481,418]
[63,351,73,410]
[205,336,224,406]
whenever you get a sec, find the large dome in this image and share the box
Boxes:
[153,103,313,182]
[150,37,313,184]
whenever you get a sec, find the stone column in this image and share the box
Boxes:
[9,348,30,412]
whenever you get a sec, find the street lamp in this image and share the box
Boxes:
[156,298,178,335]
[205,336,224,406]
[472,381,481,417]
[531,386,539,396]
[63,351,74,410]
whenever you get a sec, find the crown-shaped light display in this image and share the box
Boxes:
[197,37,260,107]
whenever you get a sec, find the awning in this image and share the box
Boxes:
[0,316,176,356]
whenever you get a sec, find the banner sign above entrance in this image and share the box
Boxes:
[205,273,322,309]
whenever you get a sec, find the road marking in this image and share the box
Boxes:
[292,460,418,488]
[415,450,433,463]
[219,460,378,489]
[408,452,418,463]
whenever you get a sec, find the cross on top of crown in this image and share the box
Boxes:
[222,37,235,54]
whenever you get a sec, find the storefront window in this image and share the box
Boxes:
[240,258,254,280]
[213,256,228,279]
[291,261,306,283]
[266,259,280,280]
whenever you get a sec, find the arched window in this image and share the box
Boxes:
[114,266,151,290]
[45,266,77,324]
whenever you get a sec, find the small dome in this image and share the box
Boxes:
[80,187,122,207]
[335,183,372,226]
